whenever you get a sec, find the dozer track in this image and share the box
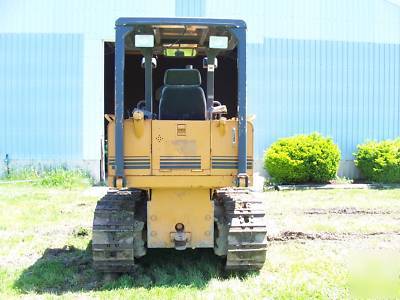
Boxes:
[214,188,267,271]
[92,189,146,273]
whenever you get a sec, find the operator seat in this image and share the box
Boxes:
[159,69,207,120]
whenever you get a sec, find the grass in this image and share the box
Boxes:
[1,167,93,189]
[0,186,399,299]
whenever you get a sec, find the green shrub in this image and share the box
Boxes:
[264,133,341,184]
[354,139,400,183]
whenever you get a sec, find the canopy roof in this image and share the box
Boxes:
[117,18,245,55]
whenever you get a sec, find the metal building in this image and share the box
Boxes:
[1,0,399,180]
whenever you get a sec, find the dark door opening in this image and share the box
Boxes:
[103,42,238,174]
[104,42,115,178]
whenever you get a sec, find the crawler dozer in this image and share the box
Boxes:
[93,17,267,272]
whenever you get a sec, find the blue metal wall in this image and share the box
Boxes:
[176,0,205,17]
[0,33,83,160]
[248,39,400,161]
[0,0,399,178]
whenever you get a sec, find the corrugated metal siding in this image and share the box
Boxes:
[0,0,175,38]
[176,0,205,17]
[0,33,83,160]
[205,0,400,43]
[247,39,400,160]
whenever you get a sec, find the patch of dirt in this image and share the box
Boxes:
[303,207,393,215]
[268,230,400,242]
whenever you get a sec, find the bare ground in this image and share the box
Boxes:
[269,230,400,242]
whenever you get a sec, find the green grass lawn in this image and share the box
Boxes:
[0,185,399,299]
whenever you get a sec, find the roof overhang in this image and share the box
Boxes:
[115,17,247,29]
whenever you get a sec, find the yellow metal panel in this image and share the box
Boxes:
[124,175,240,188]
[107,119,152,177]
[147,189,213,248]
[106,118,254,187]
[210,120,254,177]
[152,120,210,175]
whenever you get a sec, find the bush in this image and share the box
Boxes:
[264,133,341,184]
[354,139,400,183]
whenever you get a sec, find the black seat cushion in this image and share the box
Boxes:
[160,86,206,120]
[159,69,206,120]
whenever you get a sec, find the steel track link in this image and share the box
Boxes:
[92,189,146,273]
[215,188,268,271]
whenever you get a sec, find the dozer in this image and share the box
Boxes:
[93,17,267,273]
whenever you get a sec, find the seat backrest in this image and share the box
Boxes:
[159,69,206,120]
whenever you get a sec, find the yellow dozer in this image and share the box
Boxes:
[93,17,267,272]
